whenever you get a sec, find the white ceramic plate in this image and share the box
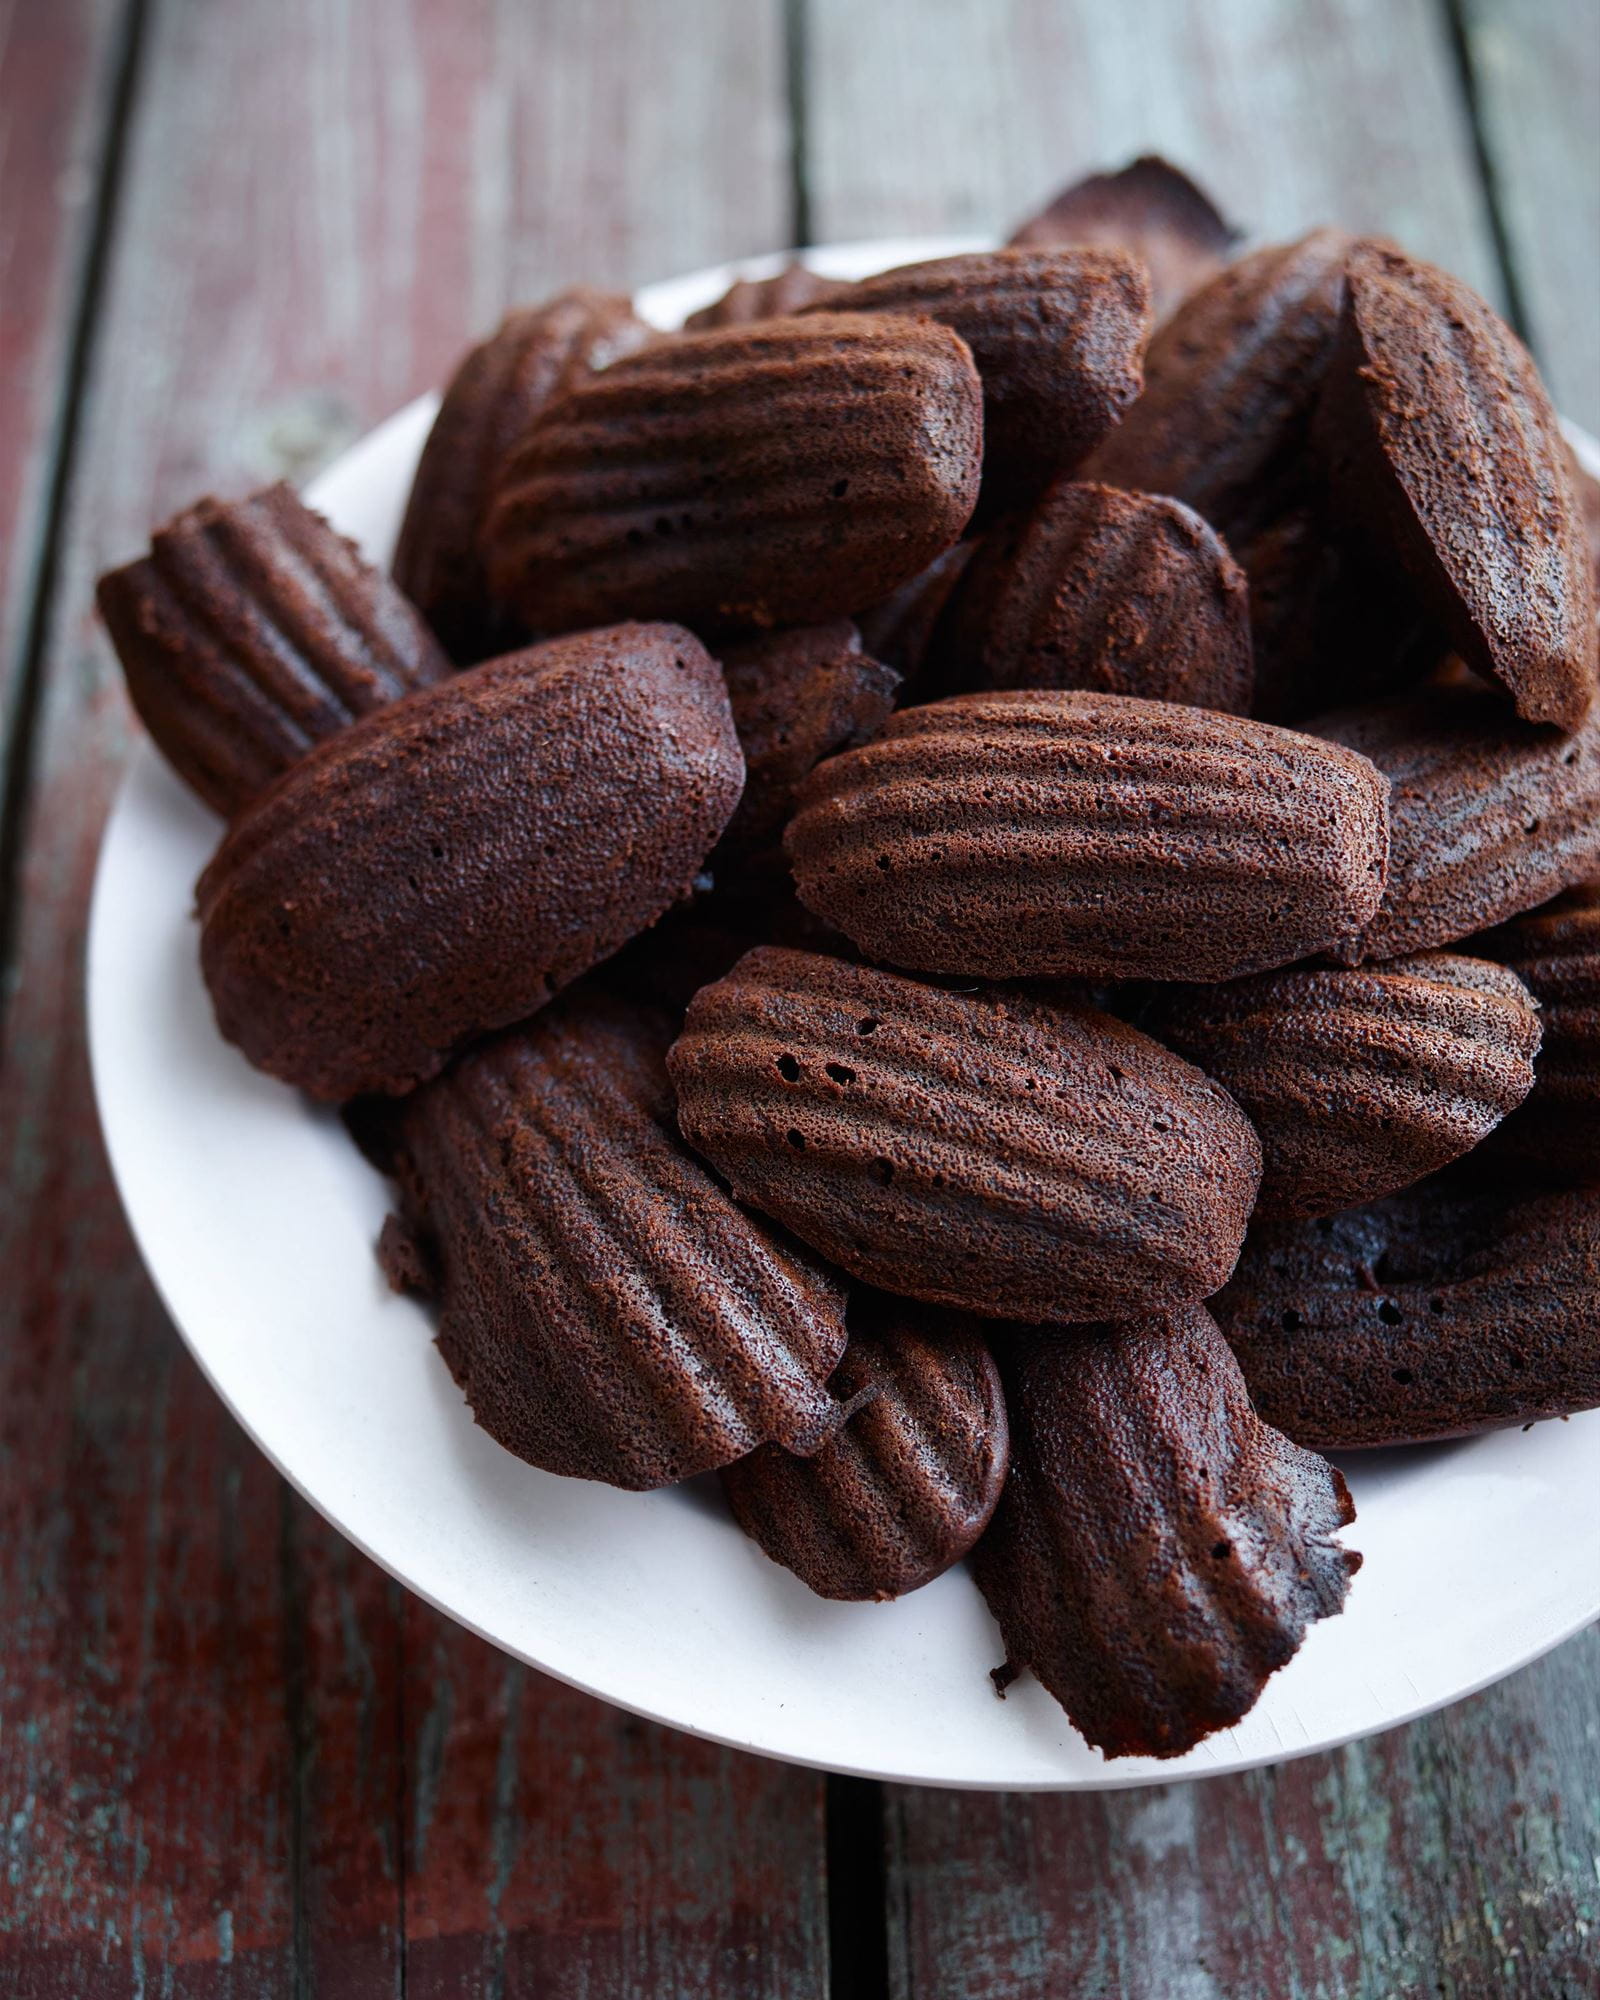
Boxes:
[88,239,1600,1791]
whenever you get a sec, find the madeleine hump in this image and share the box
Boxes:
[785,691,1391,981]
[198,623,743,1100]
[667,948,1262,1322]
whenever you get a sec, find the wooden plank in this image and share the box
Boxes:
[1455,0,1600,434]
[0,0,129,868]
[801,0,1501,302]
[884,1624,1600,2000]
[0,0,822,1992]
[399,1603,827,2000]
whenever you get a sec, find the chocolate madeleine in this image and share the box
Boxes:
[1148,953,1540,1218]
[1083,229,1358,542]
[378,989,849,1490]
[1316,244,1597,729]
[394,288,653,660]
[813,249,1149,516]
[97,482,450,818]
[685,261,840,330]
[1008,156,1239,321]
[1215,1181,1600,1448]
[853,540,977,688]
[716,621,899,861]
[939,481,1253,712]
[484,313,984,632]
[668,949,1262,1323]
[972,1309,1359,1760]
[198,623,743,1100]
[1314,681,1600,962]
[1472,885,1600,1176]
[721,1305,1007,1599]
[786,691,1390,982]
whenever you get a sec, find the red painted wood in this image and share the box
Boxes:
[885,1625,1600,1999]
[0,0,821,1993]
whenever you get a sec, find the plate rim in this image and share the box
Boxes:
[85,237,1600,1792]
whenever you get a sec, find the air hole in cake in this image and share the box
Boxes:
[856,1017,880,1035]
[1430,1295,1447,1314]
[1377,1299,1403,1324]
[1281,1309,1303,1330]
[786,1128,806,1148]
[826,1062,856,1084]
[1212,1540,1232,1561]
[1392,1367,1415,1384]
[775,1053,800,1081]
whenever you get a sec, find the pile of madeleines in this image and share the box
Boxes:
[98,157,1600,1761]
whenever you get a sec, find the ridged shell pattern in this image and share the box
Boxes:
[971,1307,1359,1759]
[785,691,1391,981]
[1147,952,1541,1217]
[1082,229,1358,541]
[393,287,653,660]
[685,261,841,330]
[1317,244,1598,729]
[1314,682,1600,962]
[98,482,450,818]
[720,1304,1008,1600]
[1215,1181,1600,1449]
[813,249,1151,515]
[383,989,850,1490]
[667,949,1263,1323]
[1007,155,1239,322]
[483,313,984,633]
[940,480,1254,712]
[198,623,744,1100]
[716,620,900,859]
[1472,883,1600,1175]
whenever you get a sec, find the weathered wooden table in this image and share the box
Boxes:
[2,2,1597,1993]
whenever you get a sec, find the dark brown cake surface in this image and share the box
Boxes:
[1317,244,1597,729]
[483,312,984,633]
[379,988,849,1490]
[667,949,1262,1323]
[198,622,744,1100]
[1082,229,1358,541]
[1314,680,1600,962]
[812,249,1150,516]
[98,481,451,818]
[786,690,1390,981]
[716,621,899,860]
[1215,1180,1600,1449]
[971,1308,1359,1760]
[1147,952,1540,1218]
[1471,883,1600,1176]
[1008,156,1239,322]
[940,480,1253,712]
[720,1303,1008,1600]
[685,261,840,329]
[393,287,652,660]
